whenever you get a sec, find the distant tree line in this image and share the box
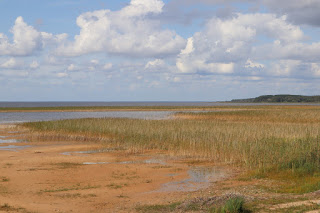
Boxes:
[231,95,320,103]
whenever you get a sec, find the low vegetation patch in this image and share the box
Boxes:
[209,196,249,213]
[0,176,9,182]
[136,195,251,213]
[53,162,82,169]
[136,202,181,213]
[0,203,26,212]
[41,184,100,193]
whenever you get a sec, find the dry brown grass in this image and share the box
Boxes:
[21,105,320,193]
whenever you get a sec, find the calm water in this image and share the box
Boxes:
[0,111,175,124]
[1,102,319,124]
[1,101,315,108]
[0,102,219,107]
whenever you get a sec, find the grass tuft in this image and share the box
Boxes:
[210,197,249,213]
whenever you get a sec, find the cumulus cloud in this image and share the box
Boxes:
[176,13,305,75]
[169,0,320,27]
[90,59,99,65]
[269,60,301,76]
[0,17,67,56]
[57,72,68,78]
[253,41,320,62]
[103,63,113,70]
[311,63,320,77]
[30,61,39,69]
[145,59,165,69]
[67,64,77,71]
[0,58,24,69]
[262,0,320,26]
[245,59,264,69]
[56,0,186,57]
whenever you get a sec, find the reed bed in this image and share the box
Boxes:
[22,106,320,185]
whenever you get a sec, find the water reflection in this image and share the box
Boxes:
[157,166,226,192]
[0,145,31,151]
[0,111,174,124]
[0,138,21,144]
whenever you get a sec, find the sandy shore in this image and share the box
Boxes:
[0,124,230,212]
[2,124,320,212]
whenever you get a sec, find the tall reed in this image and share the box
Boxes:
[22,106,320,174]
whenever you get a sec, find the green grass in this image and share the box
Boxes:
[41,184,100,193]
[136,202,181,213]
[1,176,10,182]
[209,197,249,213]
[21,106,320,193]
[106,183,128,189]
[53,162,82,169]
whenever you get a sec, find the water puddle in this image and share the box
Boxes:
[61,148,117,156]
[157,166,226,192]
[118,159,166,165]
[83,162,109,165]
[0,145,31,151]
[83,158,166,165]
[0,138,23,144]
[63,147,226,193]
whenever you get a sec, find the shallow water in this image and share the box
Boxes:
[81,152,226,192]
[82,158,166,165]
[0,101,293,108]
[0,145,31,151]
[61,148,117,156]
[1,101,319,108]
[157,166,226,192]
[0,138,21,144]
[0,111,174,124]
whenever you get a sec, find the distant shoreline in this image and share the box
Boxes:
[2,103,320,112]
[230,95,320,103]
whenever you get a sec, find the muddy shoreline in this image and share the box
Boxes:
[2,124,320,212]
[0,124,232,212]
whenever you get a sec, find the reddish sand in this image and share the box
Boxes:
[0,124,229,212]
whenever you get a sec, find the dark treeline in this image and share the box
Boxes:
[231,95,320,103]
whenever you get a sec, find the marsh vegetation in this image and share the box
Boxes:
[22,105,320,193]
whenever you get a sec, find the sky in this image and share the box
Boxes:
[1,0,320,101]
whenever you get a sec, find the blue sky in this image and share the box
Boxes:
[1,0,320,101]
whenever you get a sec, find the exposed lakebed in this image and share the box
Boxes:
[0,124,229,193]
[60,148,228,192]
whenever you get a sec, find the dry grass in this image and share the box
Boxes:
[21,105,320,193]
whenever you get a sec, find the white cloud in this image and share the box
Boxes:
[67,64,77,71]
[145,59,165,69]
[176,13,305,75]
[247,76,262,81]
[0,58,24,69]
[263,0,320,26]
[56,0,186,57]
[120,0,164,17]
[30,61,39,69]
[103,63,113,70]
[245,59,264,69]
[0,17,67,56]
[168,0,320,26]
[269,60,301,76]
[180,38,194,55]
[253,41,320,62]
[57,72,68,78]
[311,63,320,77]
[90,59,99,65]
